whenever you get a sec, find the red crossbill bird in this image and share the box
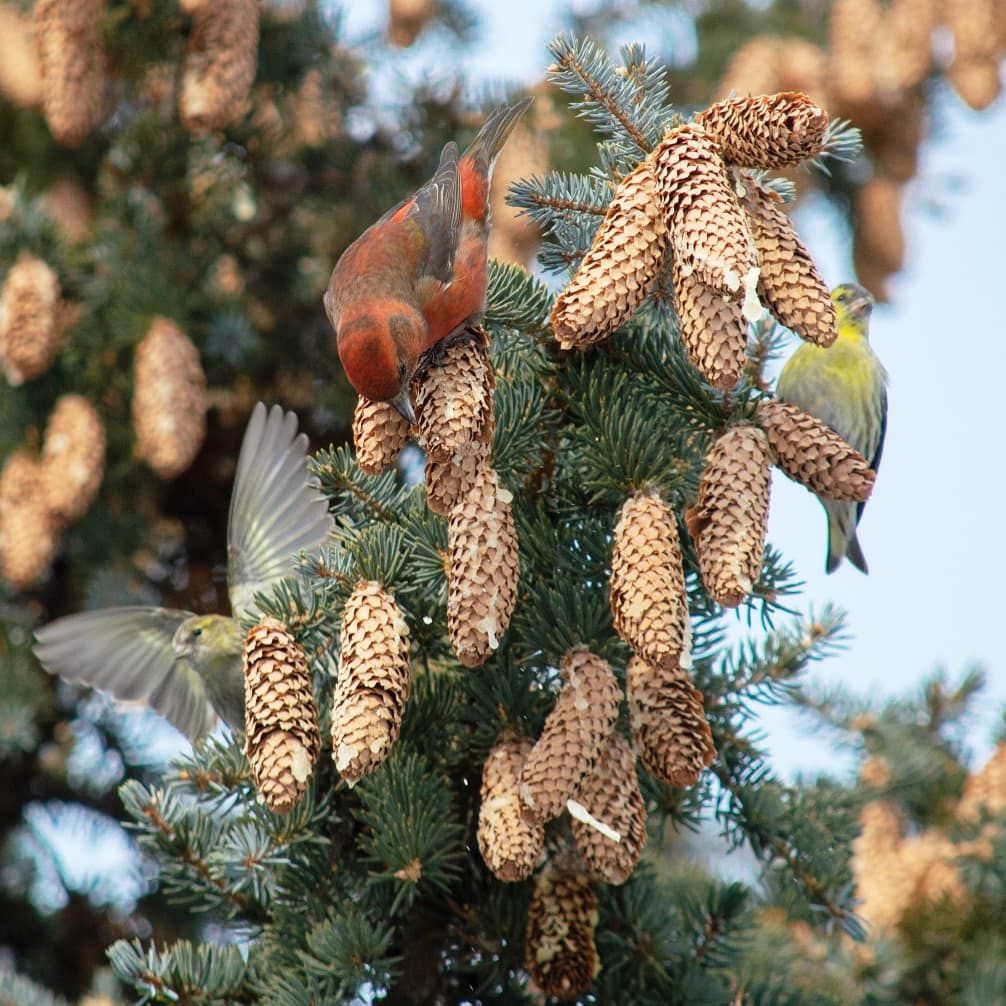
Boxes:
[324,97,533,423]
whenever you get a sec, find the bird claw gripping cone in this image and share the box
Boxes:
[757,398,875,502]
[550,158,667,350]
[627,655,716,788]
[686,424,772,608]
[132,317,207,480]
[352,396,412,475]
[446,467,519,667]
[610,490,690,672]
[0,254,62,385]
[243,617,321,814]
[738,173,837,347]
[477,732,545,882]
[331,580,412,784]
[518,646,621,825]
[570,732,647,885]
[413,328,494,464]
[694,92,829,169]
[524,861,600,1000]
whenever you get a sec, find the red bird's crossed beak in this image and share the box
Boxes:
[390,389,416,426]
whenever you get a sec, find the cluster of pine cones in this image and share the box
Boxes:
[0,287,207,588]
[31,0,259,147]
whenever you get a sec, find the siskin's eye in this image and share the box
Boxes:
[192,627,202,637]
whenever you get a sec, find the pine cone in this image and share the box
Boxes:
[694,92,829,169]
[550,158,666,350]
[40,394,105,524]
[0,5,43,109]
[180,0,259,133]
[477,732,545,882]
[944,0,999,67]
[757,398,875,501]
[876,0,936,92]
[958,742,1006,820]
[331,581,411,783]
[716,35,782,99]
[947,59,1002,112]
[132,317,207,479]
[525,865,600,1000]
[519,646,621,825]
[414,333,494,463]
[447,467,519,667]
[686,425,771,608]
[653,123,759,299]
[353,396,411,475]
[829,0,882,109]
[627,655,716,788]
[671,256,747,390]
[871,93,924,183]
[570,732,647,885]
[0,254,61,385]
[0,450,59,590]
[243,617,321,814]
[387,0,435,47]
[425,438,492,516]
[739,174,836,347]
[33,0,107,147]
[610,490,689,671]
[855,176,905,274]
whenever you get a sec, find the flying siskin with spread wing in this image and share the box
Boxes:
[33,403,333,741]
[777,283,888,573]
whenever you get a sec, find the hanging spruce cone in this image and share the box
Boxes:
[40,394,106,523]
[958,743,1006,820]
[948,59,1002,112]
[627,655,716,788]
[856,176,905,275]
[671,256,747,391]
[570,732,647,885]
[829,0,882,109]
[877,0,936,92]
[653,123,759,303]
[425,438,492,517]
[353,396,411,475]
[414,332,494,463]
[243,617,321,814]
[387,0,435,47]
[519,646,620,825]
[610,490,689,671]
[525,863,600,1000]
[757,398,876,501]
[686,425,771,608]
[0,254,62,385]
[331,581,411,783]
[33,0,107,147]
[0,450,59,590]
[133,317,207,479]
[739,174,837,347]
[447,467,519,667]
[550,158,666,350]
[180,0,260,133]
[694,92,829,169]
[477,732,545,882]
[944,0,1000,69]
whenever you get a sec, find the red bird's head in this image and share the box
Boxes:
[336,304,423,423]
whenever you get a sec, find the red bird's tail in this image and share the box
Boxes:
[459,96,533,221]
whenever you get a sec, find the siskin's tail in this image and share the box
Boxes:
[824,500,869,574]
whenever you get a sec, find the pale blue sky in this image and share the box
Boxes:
[343,0,1006,776]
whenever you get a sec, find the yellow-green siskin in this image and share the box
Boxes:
[776,283,888,573]
[34,403,333,741]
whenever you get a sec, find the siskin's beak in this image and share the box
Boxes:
[849,289,875,323]
[389,388,416,426]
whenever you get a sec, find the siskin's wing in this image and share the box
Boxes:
[33,607,218,742]
[226,402,334,622]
